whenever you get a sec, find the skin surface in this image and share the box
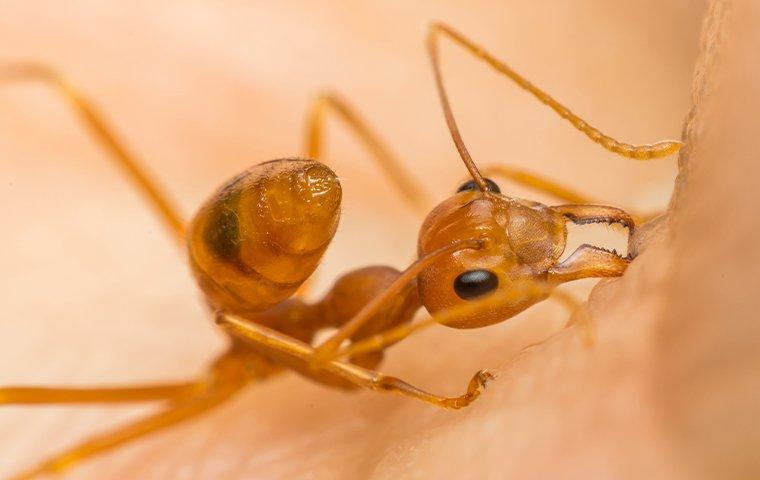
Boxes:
[5,1,757,479]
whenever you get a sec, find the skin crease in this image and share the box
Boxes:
[5,1,757,479]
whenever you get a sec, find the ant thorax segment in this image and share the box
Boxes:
[417,190,568,328]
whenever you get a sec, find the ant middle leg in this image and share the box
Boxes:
[0,346,255,408]
[481,165,595,205]
[0,346,269,406]
[0,382,202,406]
[481,165,658,223]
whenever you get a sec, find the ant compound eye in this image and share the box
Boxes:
[456,178,501,194]
[453,269,499,300]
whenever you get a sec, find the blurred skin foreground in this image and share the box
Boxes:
[1,1,758,479]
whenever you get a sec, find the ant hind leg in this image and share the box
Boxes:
[0,62,185,243]
[8,387,243,480]
[6,352,254,480]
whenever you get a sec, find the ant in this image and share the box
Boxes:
[0,23,680,479]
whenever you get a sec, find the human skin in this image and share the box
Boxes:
[4,1,757,479]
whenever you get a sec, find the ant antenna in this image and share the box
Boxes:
[427,23,682,163]
[427,25,489,192]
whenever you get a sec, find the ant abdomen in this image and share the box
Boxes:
[188,158,342,313]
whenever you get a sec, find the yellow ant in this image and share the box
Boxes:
[0,23,680,479]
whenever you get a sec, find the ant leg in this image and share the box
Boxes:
[296,93,435,299]
[322,281,593,367]
[8,388,244,480]
[319,281,554,364]
[311,238,484,363]
[0,63,184,243]
[0,382,202,406]
[304,93,433,215]
[218,313,493,410]
[481,165,595,204]
[7,353,252,480]
[480,165,657,224]
[428,23,682,160]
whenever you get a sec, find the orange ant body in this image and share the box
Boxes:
[0,23,680,479]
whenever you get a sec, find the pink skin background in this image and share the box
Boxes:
[3,1,758,479]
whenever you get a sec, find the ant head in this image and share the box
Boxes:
[417,177,568,328]
[411,25,638,328]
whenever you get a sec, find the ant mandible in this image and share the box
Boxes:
[1,23,680,480]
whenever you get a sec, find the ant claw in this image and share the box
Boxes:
[472,369,496,389]
[444,369,498,409]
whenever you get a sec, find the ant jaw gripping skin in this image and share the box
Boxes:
[416,186,633,329]
[546,204,634,283]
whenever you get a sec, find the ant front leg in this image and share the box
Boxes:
[218,313,493,410]
[310,238,484,364]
